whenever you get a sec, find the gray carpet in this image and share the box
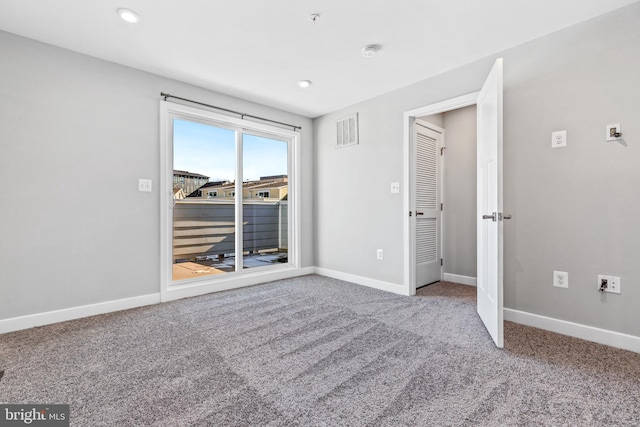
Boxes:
[1,275,639,426]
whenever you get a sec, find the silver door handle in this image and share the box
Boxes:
[503,214,512,220]
[482,212,496,222]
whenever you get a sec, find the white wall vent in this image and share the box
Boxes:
[336,113,359,148]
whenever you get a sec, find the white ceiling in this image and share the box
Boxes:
[0,0,637,118]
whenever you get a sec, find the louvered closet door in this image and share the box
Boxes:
[415,120,442,287]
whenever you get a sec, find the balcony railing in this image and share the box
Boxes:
[172,199,288,262]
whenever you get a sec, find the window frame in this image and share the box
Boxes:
[159,101,301,302]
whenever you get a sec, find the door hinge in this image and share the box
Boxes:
[440,203,443,211]
[440,147,446,155]
[409,211,413,217]
[440,258,443,266]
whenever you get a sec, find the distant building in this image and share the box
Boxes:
[173,170,209,196]
[189,175,288,201]
[191,181,235,199]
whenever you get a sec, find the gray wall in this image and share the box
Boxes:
[314,4,640,336]
[419,113,443,129]
[442,106,477,279]
[0,31,313,320]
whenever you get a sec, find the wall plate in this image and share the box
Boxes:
[552,130,567,148]
[606,123,621,141]
[553,270,568,288]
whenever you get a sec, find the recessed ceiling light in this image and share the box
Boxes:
[298,80,312,88]
[117,8,140,24]
[361,45,380,58]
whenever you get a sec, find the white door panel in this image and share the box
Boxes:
[477,58,504,348]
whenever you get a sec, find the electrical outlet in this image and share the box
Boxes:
[390,182,400,194]
[598,275,621,294]
[553,271,568,288]
[551,130,567,148]
[377,249,383,260]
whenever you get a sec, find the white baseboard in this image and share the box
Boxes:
[163,266,316,302]
[443,273,477,287]
[314,267,409,296]
[0,293,161,335]
[504,308,640,354]
[7,269,636,355]
[0,267,316,335]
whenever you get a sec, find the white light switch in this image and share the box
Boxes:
[390,182,400,194]
[551,130,567,148]
[138,179,152,192]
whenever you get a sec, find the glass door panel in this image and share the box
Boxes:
[241,133,289,269]
[172,118,237,281]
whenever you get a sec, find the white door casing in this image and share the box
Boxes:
[403,92,478,296]
[476,58,504,348]
[414,120,443,287]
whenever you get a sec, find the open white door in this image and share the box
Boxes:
[477,58,505,348]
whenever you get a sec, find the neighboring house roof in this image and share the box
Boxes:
[198,180,230,189]
[247,181,288,190]
[188,177,288,197]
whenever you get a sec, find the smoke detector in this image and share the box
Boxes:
[361,45,380,58]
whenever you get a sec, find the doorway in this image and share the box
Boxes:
[404,92,479,295]
[403,58,505,348]
[416,106,478,289]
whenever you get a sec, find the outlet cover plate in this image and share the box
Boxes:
[552,130,567,148]
[553,271,568,288]
[598,274,621,294]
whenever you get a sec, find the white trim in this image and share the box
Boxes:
[0,268,315,335]
[6,271,637,355]
[403,92,480,297]
[0,294,161,335]
[504,308,640,354]
[314,267,409,296]
[443,273,477,287]
[163,267,314,302]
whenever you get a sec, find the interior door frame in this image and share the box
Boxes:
[403,92,479,296]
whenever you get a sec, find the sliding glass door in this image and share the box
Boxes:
[165,106,295,286]
[242,132,289,270]
[172,119,237,280]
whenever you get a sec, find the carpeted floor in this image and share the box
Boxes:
[1,275,639,426]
